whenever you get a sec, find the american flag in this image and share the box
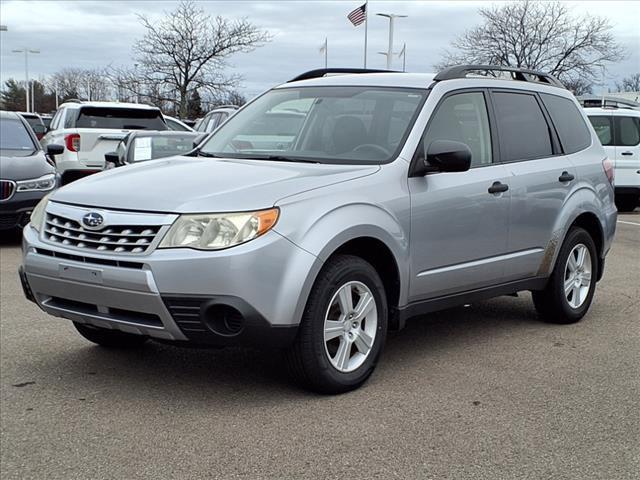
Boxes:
[347,3,366,26]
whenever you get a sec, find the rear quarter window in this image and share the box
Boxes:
[540,93,592,153]
[588,116,613,146]
[616,116,640,146]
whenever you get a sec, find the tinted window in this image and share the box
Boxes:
[616,116,640,146]
[588,116,613,146]
[421,92,493,167]
[64,109,77,128]
[492,92,553,161]
[0,118,36,152]
[49,109,63,130]
[540,94,591,153]
[76,107,166,130]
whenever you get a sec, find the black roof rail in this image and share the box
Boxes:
[434,65,565,89]
[61,98,84,104]
[288,68,399,83]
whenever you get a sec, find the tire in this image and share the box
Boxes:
[615,194,639,213]
[73,322,149,348]
[286,254,388,394]
[532,227,598,324]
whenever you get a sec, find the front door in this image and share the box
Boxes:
[408,90,510,301]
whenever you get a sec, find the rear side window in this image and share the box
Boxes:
[76,108,166,130]
[421,92,493,167]
[492,92,553,161]
[616,116,640,146]
[540,94,591,153]
[588,116,613,146]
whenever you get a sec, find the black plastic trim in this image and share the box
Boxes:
[288,68,399,83]
[434,65,565,89]
[395,277,549,329]
[163,295,298,348]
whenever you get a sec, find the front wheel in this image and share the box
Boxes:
[286,255,388,394]
[532,227,598,324]
[74,322,149,348]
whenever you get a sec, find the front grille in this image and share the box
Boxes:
[0,180,16,201]
[43,213,161,254]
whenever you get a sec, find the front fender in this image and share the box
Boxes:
[275,200,410,327]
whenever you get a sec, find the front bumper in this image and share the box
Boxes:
[21,224,316,347]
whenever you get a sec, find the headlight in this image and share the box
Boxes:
[30,193,51,232]
[159,208,279,250]
[16,173,56,192]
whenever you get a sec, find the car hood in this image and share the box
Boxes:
[0,150,55,181]
[50,156,380,213]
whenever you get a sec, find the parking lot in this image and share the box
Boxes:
[0,212,637,479]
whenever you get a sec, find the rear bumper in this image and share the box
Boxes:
[20,224,315,347]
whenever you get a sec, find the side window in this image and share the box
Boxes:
[540,93,591,154]
[421,92,493,167]
[64,109,77,128]
[207,113,222,132]
[615,116,640,146]
[492,92,553,161]
[49,109,63,130]
[588,116,613,146]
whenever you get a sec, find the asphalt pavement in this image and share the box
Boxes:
[1,212,638,479]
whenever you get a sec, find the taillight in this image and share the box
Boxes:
[64,134,81,152]
[602,158,614,185]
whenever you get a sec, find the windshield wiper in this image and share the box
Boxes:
[238,155,320,164]
[197,151,221,158]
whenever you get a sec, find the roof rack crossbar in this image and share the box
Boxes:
[434,65,565,89]
[288,68,399,83]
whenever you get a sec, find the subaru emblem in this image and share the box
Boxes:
[82,212,104,228]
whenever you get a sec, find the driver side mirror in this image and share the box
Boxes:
[410,140,472,177]
[46,144,64,156]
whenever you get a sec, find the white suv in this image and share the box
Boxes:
[586,107,640,211]
[41,101,168,184]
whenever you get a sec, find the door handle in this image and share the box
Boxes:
[488,181,509,194]
[621,151,633,156]
[558,171,575,182]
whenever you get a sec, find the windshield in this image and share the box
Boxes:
[199,86,427,164]
[130,135,196,162]
[0,118,36,155]
[76,107,167,130]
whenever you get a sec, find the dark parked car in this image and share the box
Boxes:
[0,111,60,230]
[104,131,205,168]
[18,112,47,140]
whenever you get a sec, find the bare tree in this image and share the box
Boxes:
[49,68,112,102]
[437,1,625,89]
[128,0,269,117]
[616,73,640,92]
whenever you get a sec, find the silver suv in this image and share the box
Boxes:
[19,66,617,394]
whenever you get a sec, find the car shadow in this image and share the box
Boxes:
[28,295,545,403]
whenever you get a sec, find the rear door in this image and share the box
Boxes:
[613,114,640,189]
[409,90,511,300]
[493,90,583,281]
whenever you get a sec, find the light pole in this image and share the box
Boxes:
[376,13,407,70]
[12,47,40,112]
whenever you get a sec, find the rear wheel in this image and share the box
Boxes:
[532,227,598,324]
[615,194,639,213]
[74,322,148,348]
[286,255,388,394]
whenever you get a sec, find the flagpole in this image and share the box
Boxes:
[363,0,368,68]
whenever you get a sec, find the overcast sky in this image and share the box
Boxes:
[0,0,638,97]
